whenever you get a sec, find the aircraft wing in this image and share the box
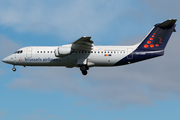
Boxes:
[71,36,94,51]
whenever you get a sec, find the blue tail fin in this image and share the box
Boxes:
[114,19,177,66]
[137,19,177,51]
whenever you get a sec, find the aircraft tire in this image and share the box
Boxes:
[12,67,16,72]
[82,70,87,75]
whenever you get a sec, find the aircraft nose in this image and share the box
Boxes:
[2,56,13,64]
[2,57,8,63]
[2,54,16,64]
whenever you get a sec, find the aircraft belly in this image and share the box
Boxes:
[88,54,126,66]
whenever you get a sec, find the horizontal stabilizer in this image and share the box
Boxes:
[157,19,177,29]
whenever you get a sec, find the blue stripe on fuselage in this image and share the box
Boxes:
[114,50,164,66]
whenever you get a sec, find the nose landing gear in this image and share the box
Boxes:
[12,65,16,72]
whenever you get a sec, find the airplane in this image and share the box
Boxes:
[2,19,177,75]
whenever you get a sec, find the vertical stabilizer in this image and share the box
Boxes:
[136,19,177,51]
[114,19,177,66]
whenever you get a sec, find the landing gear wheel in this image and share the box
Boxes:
[82,70,87,75]
[12,67,16,72]
[79,65,89,75]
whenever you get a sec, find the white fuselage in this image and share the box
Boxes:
[4,45,138,68]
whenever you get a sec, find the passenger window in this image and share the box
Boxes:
[37,51,39,53]
[101,51,103,53]
[51,51,52,53]
[41,51,42,53]
[47,51,49,53]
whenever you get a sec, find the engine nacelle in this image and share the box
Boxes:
[55,45,72,57]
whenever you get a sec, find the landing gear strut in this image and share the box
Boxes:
[80,65,89,75]
[12,65,16,72]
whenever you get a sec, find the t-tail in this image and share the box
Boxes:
[136,19,177,51]
[114,19,177,66]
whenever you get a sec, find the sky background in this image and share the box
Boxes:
[0,0,180,120]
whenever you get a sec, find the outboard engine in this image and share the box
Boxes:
[54,44,72,57]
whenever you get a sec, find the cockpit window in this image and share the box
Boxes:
[14,50,23,54]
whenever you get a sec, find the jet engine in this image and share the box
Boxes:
[55,45,72,57]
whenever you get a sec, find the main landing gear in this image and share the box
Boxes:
[12,65,16,72]
[79,65,89,75]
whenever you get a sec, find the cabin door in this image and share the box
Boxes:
[26,47,32,58]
